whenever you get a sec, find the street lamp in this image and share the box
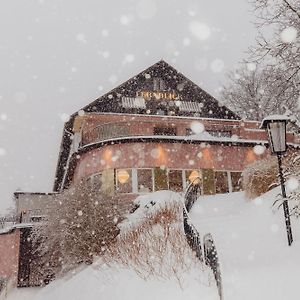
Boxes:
[260,115,293,246]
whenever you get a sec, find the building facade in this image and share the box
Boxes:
[53,60,296,198]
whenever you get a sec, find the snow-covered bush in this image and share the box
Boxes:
[282,153,300,217]
[103,192,206,282]
[243,156,278,198]
[31,179,130,280]
[243,151,300,216]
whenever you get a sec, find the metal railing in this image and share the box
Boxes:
[0,215,19,230]
[183,178,223,300]
[82,119,184,146]
[0,278,13,300]
[203,233,223,299]
[0,209,51,230]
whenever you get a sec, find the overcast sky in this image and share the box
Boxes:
[0,0,257,212]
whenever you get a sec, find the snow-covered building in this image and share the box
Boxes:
[53,60,296,197]
[1,60,299,288]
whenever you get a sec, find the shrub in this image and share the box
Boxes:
[103,193,207,282]
[31,180,130,279]
[243,156,278,198]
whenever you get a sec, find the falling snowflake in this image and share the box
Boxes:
[120,15,132,25]
[102,51,110,59]
[76,33,87,43]
[0,114,7,121]
[253,145,266,155]
[183,37,191,46]
[78,110,85,116]
[254,197,263,206]
[60,113,70,122]
[247,63,256,72]
[190,121,205,134]
[231,134,239,141]
[108,75,118,84]
[123,54,135,64]
[286,177,299,192]
[197,152,203,158]
[150,148,160,159]
[188,160,195,165]
[0,148,6,156]
[280,27,297,43]
[189,21,211,41]
[270,224,279,233]
[101,29,109,37]
[210,59,225,73]
[136,0,157,20]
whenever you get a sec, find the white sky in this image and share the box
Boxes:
[0,0,257,212]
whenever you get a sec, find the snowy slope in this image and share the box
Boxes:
[190,188,300,300]
[6,191,219,300]
[7,264,218,300]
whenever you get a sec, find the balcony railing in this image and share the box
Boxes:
[80,119,248,148]
[82,120,167,146]
[0,209,52,230]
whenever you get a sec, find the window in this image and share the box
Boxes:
[154,168,168,191]
[154,127,177,136]
[185,170,201,186]
[86,173,102,191]
[137,169,153,193]
[116,169,132,193]
[207,130,231,138]
[156,108,167,115]
[92,124,129,141]
[231,172,243,192]
[121,97,146,109]
[86,170,114,195]
[169,170,183,192]
[178,101,203,112]
[92,173,103,191]
[215,171,229,193]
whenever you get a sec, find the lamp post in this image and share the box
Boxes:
[260,115,293,246]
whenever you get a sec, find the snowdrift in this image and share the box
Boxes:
[7,191,218,300]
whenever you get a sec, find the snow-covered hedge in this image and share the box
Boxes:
[243,156,278,198]
[103,191,206,281]
[243,151,300,216]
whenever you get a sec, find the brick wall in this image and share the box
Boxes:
[0,230,20,284]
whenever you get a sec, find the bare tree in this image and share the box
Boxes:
[31,180,130,280]
[249,0,300,111]
[221,63,297,120]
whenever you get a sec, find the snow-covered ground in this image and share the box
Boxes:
[191,188,300,300]
[6,191,219,300]
[6,188,300,300]
[7,264,218,300]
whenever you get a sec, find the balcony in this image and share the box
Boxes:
[82,120,179,146]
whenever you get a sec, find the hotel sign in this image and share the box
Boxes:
[136,91,181,100]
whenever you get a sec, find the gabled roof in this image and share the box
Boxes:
[81,60,240,119]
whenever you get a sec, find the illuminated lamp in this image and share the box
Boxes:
[117,169,130,184]
[188,170,201,184]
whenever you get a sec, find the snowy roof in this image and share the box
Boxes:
[260,115,290,129]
